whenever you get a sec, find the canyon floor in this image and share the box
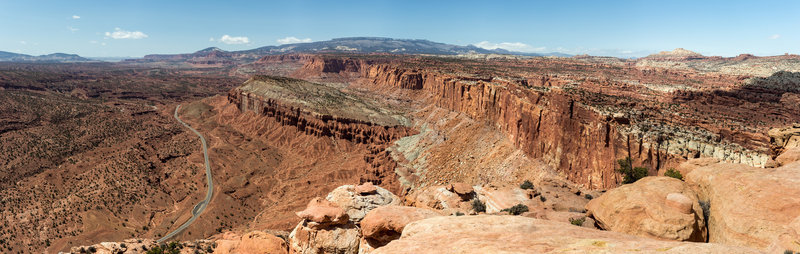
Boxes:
[1,50,799,253]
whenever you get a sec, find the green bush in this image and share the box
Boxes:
[520,180,534,190]
[617,157,649,184]
[569,217,586,226]
[501,204,529,215]
[471,199,486,213]
[664,168,683,180]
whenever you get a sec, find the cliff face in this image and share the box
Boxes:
[302,57,769,189]
[226,76,415,190]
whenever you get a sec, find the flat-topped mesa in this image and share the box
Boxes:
[228,75,413,145]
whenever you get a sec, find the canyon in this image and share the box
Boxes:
[1,48,799,253]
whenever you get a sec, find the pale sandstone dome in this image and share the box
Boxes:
[646,48,705,58]
[373,215,759,254]
[685,160,800,250]
[585,176,707,242]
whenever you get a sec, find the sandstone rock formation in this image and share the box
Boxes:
[215,231,288,254]
[288,222,360,254]
[769,124,800,166]
[295,55,785,190]
[360,206,441,247]
[372,215,758,253]
[326,184,401,223]
[288,183,400,254]
[585,177,706,242]
[295,197,349,228]
[685,161,800,250]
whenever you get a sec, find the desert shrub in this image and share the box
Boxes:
[617,157,649,184]
[471,199,486,213]
[584,194,593,200]
[88,246,97,253]
[455,212,465,216]
[539,195,547,202]
[501,204,529,215]
[664,168,683,180]
[569,217,586,226]
[520,180,534,190]
[146,242,180,254]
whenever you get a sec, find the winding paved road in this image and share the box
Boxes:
[157,105,214,243]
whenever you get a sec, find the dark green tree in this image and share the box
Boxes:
[617,157,649,184]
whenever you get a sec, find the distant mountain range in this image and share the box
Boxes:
[0,51,94,62]
[134,37,571,62]
[3,37,570,63]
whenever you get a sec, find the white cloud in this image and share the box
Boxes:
[218,35,250,44]
[474,41,545,53]
[19,41,27,45]
[770,34,781,40]
[276,36,312,44]
[68,26,79,32]
[72,15,80,19]
[105,28,148,39]
[209,37,215,42]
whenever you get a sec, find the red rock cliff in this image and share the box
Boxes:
[302,57,766,189]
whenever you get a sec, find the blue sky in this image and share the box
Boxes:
[0,0,797,57]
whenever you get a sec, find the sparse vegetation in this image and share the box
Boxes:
[147,242,181,254]
[471,199,486,213]
[520,180,534,190]
[617,157,649,184]
[569,217,586,226]
[584,194,593,200]
[664,168,683,180]
[501,204,529,215]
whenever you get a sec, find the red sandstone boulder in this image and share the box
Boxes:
[372,215,757,253]
[355,182,377,195]
[447,182,474,196]
[686,161,800,250]
[360,206,442,247]
[585,177,706,242]
[295,197,349,228]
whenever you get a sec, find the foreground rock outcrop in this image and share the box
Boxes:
[685,160,800,250]
[288,183,401,254]
[373,215,758,253]
[215,231,288,254]
[769,124,800,167]
[360,206,441,247]
[585,177,707,242]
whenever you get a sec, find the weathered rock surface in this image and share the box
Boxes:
[585,177,706,242]
[215,231,288,254]
[288,184,401,254]
[768,216,800,253]
[769,124,800,166]
[288,221,360,254]
[373,215,759,253]
[686,161,800,249]
[360,205,441,247]
[326,184,401,223]
[295,197,349,228]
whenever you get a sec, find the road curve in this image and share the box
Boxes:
[157,105,214,243]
